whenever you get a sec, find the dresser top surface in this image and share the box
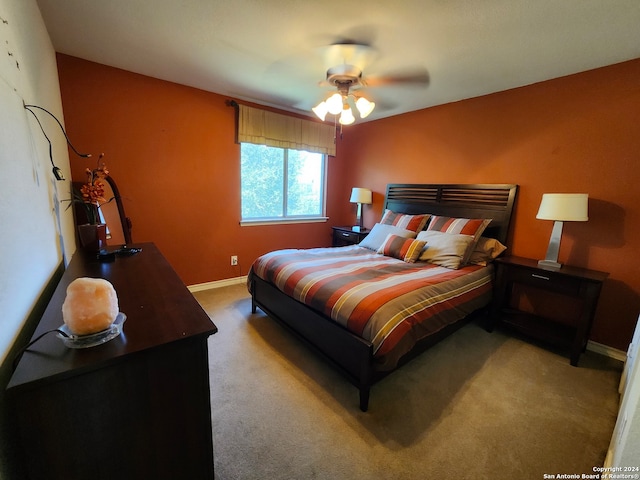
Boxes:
[8,243,217,391]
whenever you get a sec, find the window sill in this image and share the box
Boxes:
[240,217,329,227]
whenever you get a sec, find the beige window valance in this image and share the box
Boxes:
[237,104,336,156]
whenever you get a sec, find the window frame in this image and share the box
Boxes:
[239,143,329,226]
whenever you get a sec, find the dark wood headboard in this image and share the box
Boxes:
[383,183,519,245]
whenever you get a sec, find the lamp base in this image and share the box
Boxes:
[538,259,562,271]
[539,220,564,271]
[354,202,364,233]
[352,225,365,232]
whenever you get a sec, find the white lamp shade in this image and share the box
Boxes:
[350,187,372,204]
[325,93,343,115]
[312,101,328,121]
[339,106,355,125]
[355,97,375,118]
[536,193,589,221]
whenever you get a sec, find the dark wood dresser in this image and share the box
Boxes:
[7,243,217,479]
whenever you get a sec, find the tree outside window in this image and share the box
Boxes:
[241,143,325,222]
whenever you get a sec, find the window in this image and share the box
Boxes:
[240,143,326,224]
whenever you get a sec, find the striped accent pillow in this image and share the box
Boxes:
[468,237,507,266]
[377,234,427,263]
[380,209,430,233]
[427,216,492,264]
[359,223,416,251]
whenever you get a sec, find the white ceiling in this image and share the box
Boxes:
[36,0,640,123]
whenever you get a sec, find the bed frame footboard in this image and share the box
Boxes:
[251,274,375,411]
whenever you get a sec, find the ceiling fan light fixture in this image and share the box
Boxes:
[312,101,329,121]
[339,105,355,125]
[325,93,344,115]
[355,96,375,118]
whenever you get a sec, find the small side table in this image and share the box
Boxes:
[332,226,369,247]
[489,255,608,366]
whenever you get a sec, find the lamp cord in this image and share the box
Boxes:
[24,106,64,180]
[24,104,92,181]
[24,105,92,158]
[12,328,70,371]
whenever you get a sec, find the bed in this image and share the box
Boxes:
[248,183,518,411]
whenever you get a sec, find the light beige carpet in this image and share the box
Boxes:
[195,284,623,480]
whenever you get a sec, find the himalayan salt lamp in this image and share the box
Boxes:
[62,277,119,335]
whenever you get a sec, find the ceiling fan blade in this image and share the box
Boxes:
[363,69,430,87]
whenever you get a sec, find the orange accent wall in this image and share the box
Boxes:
[57,53,640,350]
[57,54,348,287]
[338,58,640,350]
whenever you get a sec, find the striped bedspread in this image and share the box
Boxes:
[249,245,493,370]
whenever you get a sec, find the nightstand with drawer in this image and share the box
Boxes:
[489,255,608,366]
[332,226,369,247]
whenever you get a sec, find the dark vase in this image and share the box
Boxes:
[77,224,107,252]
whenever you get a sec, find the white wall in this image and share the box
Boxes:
[0,0,75,364]
[606,316,640,467]
[0,0,75,477]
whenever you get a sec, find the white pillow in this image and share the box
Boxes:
[416,230,475,269]
[359,223,416,251]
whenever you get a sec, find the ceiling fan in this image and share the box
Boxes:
[311,42,430,125]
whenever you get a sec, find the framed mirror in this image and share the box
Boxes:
[100,176,132,245]
[73,176,132,245]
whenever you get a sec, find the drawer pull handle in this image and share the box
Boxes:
[531,274,550,281]
[342,233,350,237]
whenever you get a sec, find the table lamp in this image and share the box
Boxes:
[350,187,372,232]
[536,193,589,270]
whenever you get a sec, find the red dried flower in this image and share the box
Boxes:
[73,153,114,225]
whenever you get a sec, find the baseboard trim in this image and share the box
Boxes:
[587,340,626,362]
[188,276,248,293]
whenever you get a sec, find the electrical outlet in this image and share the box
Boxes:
[231,255,238,266]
